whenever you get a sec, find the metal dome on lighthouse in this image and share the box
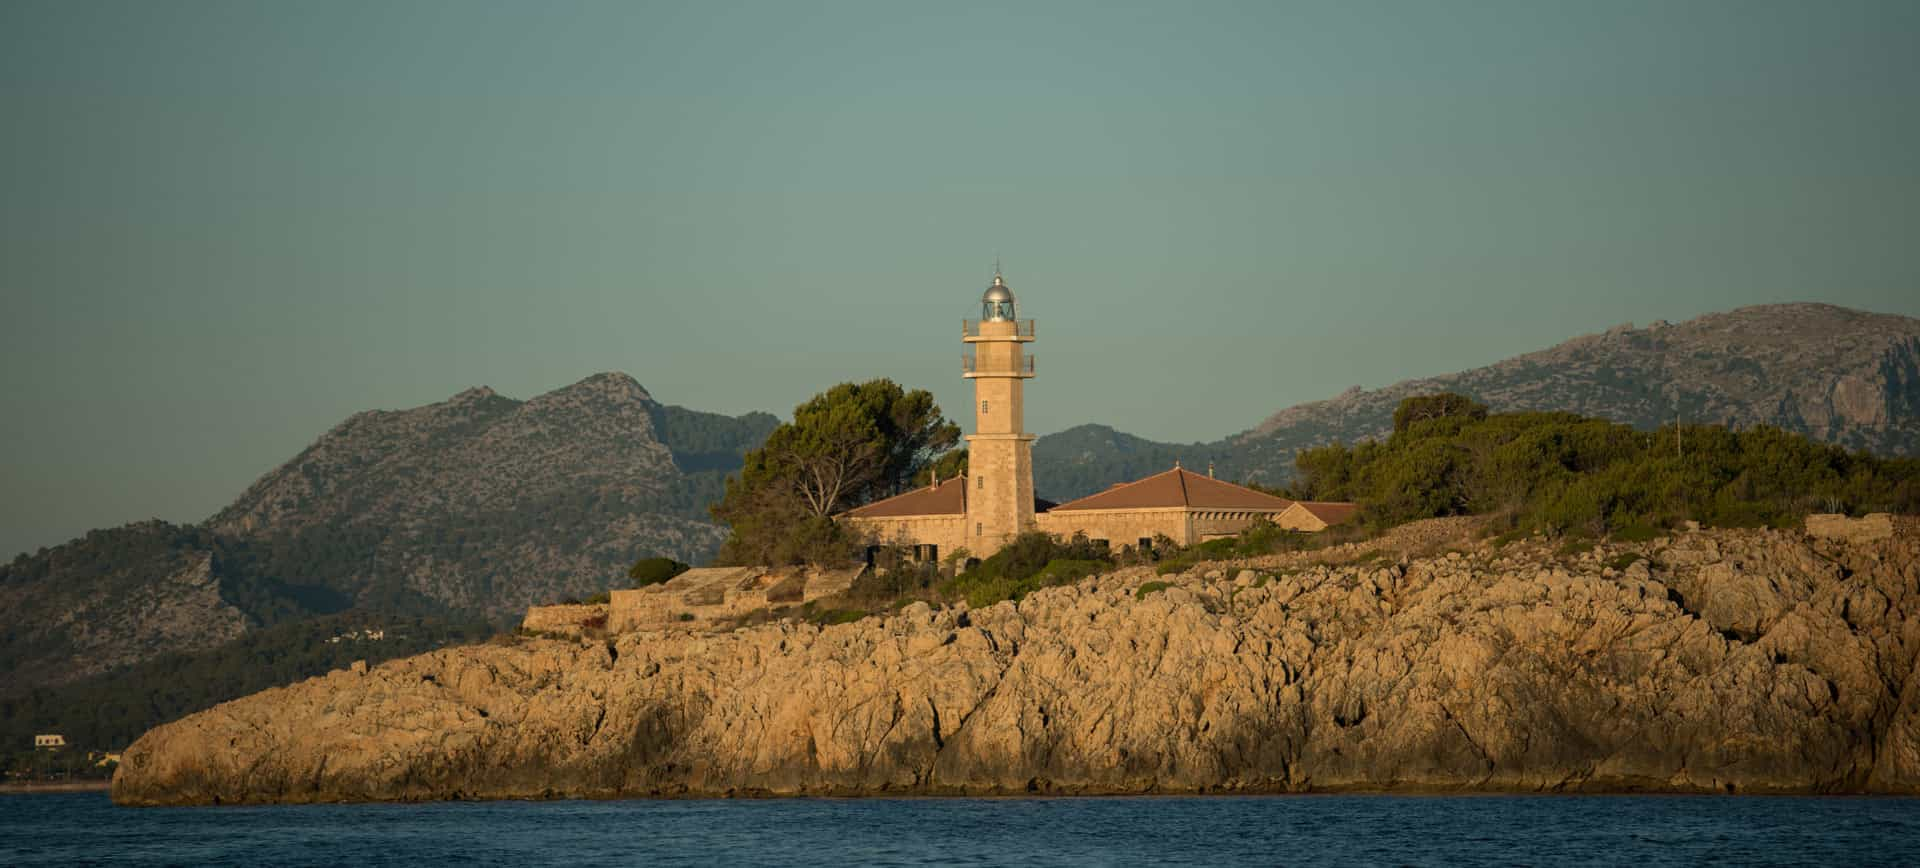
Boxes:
[982,269,1016,322]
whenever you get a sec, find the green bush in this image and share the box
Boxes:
[1606,552,1645,571]
[1556,539,1595,558]
[629,557,691,588]
[938,531,1113,608]
[1612,523,1663,543]
[1287,396,1920,538]
[1134,581,1172,600]
[1142,519,1313,576]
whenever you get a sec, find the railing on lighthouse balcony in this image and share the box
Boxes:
[961,352,1036,378]
[961,319,1036,340]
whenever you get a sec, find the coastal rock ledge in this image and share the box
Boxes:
[114,527,1920,804]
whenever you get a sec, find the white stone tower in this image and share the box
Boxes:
[963,268,1037,554]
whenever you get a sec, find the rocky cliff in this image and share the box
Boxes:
[1037,303,1920,498]
[113,524,1920,804]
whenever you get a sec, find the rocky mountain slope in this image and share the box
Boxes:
[1036,303,1920,499]
[0,373,775,695]
[112,524,1920,803]
[0,523,251,690]
[203,372,762,618]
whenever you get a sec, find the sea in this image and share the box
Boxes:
[4,791,1918,866]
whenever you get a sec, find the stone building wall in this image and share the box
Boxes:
[1036,508,1192,549]
[843,515,969,559]
[966,437,1037,554]
[520,603,608,638]
[1192,510,1293,540]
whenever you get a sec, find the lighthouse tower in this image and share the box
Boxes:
[963,269,1037,554]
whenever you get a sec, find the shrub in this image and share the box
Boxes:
[938,532,1115,609]
[810,608,869,626]
[1611,523,1662,543]
[1134,581,1172,600]
[1145,521,1312,576]
[1606,552,1645,571]
[629,557,691,588]
[1556,539,1595,558]
[583,591,611,605]
[847,559,940,604]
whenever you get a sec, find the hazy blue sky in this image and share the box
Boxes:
[4,0,1918,557]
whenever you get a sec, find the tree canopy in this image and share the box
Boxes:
[1291,395,1920,536]
[913,448,969,487]
[711,379,960,565]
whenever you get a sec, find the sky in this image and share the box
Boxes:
[3,0,1918,558]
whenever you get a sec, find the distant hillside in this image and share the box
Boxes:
[0,373,775,696]
[1032,424,1230,502]
[1035,303,1920,501]
[204,372,774,618]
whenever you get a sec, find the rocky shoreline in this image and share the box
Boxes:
[112,525,1920,805]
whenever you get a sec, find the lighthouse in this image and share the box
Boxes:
[963,269,1038,553]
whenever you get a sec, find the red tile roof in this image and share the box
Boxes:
[1289,501,1361,526]
[1045,467,1295,512]
[840,477,1057,519]
[842,477,966,518]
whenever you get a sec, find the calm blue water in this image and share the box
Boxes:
[4,792,1918,866]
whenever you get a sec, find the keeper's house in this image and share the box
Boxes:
[838,270,1357,560]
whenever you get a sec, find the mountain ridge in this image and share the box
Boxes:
[1,373,775,696]
[1033,302,1920,501]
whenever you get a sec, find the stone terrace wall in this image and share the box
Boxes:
[606,567,863,632]
[520,603,607,638]
[1806,513,1915,542]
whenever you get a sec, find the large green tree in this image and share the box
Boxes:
[711,380,960,565]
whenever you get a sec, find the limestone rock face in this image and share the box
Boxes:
[113,527,1920,804]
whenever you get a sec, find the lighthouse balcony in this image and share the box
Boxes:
[962,319,1036,341]
[962,353,1036,378]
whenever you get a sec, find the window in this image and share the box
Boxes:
[976,476,984,490]
[1139,537,1153,551]
[981,399,989,414]
[977,523,984,535]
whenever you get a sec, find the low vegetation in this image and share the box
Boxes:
[1289,393,1920,539]
[938,532,1113,609]
[628,557,691,587]
[1133,581,1172,600]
